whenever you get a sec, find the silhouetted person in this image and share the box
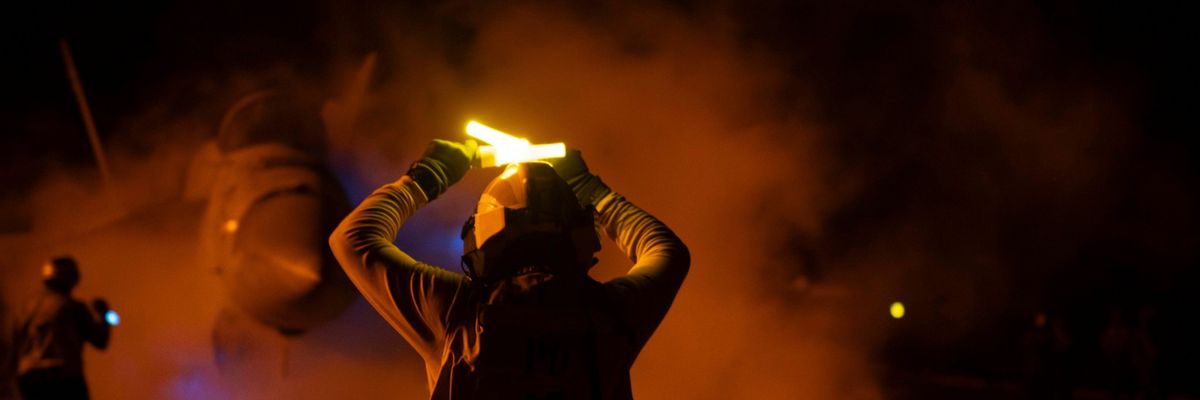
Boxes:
[11,257,111,400]
[331,141,689,399]
[1,297,15,398]
[1022,311,1072,400]
[1102,308,1136,399]
[1129,306,1161,400]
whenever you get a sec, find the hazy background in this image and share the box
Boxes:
[2,1,1197,399]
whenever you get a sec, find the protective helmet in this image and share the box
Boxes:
[461,162,600,281]
[42,256,80,292]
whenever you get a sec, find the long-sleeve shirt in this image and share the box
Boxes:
[12,290,110,377]
[330,175,689,399]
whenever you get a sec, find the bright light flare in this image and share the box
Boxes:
[480,143,566,166]
[890,302,906,319]
[465,121,565,167]
[466,121,529,147]
[105,310,120,326]
[223,219,238,234]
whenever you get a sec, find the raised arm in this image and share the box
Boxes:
[329,140,476,359]
[551,151,690,346]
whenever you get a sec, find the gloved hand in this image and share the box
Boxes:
[549,149,611,208]
[91,298,109,313]
[407,139,479,201]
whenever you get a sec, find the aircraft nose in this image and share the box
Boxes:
[222,192,355,332]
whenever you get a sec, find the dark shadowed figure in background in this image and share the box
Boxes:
[1129,306,1161,400]
[330,140,690,399]
[8,257,111,400]
[1101,304,1167,400]
[1022,311,1072,400]
[1102,307,1138,400]
[1,296,13,398]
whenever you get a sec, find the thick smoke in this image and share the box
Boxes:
[332,2,876,398]
[3,0,1195,399]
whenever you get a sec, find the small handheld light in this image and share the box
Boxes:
[105,310,120,326]
[466,121,566,167]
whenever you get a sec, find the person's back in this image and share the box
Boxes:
[331,141,689,399]
[17,289,96,376]
[439,272,637,399]
[12,257,110,400]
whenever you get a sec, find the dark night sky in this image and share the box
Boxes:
[3,3,1196,177]
[2,0,1199,396]
[5,1,1196,192]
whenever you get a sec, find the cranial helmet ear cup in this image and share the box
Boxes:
[460,253,475,279]
[460,215,484,280]
[460,215,475,240]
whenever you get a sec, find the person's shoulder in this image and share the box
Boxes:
[24,288,65,305]
[62,297,91,314]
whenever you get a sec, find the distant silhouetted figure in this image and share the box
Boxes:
[1102,308,1137,400]
[11,257,111,400]
[1022,311,1072,400]
[1129,306,1160,400]
[331,141,689,399]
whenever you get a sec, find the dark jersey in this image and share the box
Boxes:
[13,289,109,377]
[330,176,689,399]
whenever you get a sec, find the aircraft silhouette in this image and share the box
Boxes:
[183,90,356,371]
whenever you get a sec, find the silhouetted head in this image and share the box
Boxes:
[461,162,600,282]
[42,256,80,293]
[216,90,328,157]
